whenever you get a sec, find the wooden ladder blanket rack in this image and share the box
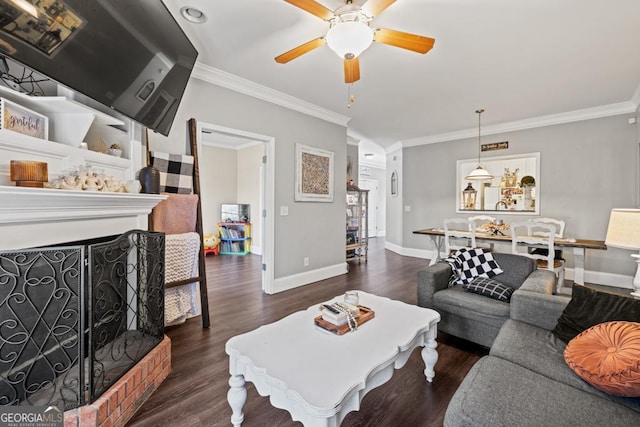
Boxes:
[147,118,210,328]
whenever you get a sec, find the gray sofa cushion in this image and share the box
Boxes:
[489,253,536,289]
[433,285,510,328]
[491,320,640,413]
[445,356,640,427]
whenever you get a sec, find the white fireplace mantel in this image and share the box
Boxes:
[0,186,166,250]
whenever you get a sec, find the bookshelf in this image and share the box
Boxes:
[346,185,368,262]
[218,222,251,255]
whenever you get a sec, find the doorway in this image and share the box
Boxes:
[195,121,275,293]
[359,178,378,238]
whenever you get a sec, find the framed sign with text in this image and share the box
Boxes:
[0,98,48,140]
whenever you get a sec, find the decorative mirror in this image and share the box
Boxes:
[456,152,540,214]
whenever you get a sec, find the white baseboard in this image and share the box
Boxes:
[385,241,434,260]
[386,241,634,288]
[250,244,262,256]
[273,262,348,293]
[564,268,633,289]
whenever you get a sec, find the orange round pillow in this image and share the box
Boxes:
[564,321,640,397]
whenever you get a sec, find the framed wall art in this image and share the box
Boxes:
[295,143,334,202]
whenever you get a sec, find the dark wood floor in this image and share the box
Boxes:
[128,238,487,427]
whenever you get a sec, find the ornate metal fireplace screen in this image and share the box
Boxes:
[0,230,164,410]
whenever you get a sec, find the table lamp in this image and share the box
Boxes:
[605,208,640,297]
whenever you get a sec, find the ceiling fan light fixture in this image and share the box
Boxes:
[326,21,374,59]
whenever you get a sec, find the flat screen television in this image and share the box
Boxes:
[0,0,197,136]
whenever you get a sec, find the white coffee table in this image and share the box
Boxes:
[225,292,440,426]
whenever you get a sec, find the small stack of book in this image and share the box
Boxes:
[320,302,360,326]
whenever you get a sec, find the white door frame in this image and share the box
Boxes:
[359,178,378,238]
[195,121,275,294]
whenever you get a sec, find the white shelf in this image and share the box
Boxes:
[0,85,124,127]
[0,185,165,224]
[0,85,125,146]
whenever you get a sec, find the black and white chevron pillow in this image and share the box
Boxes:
[464,276,514,303]
[453,248,503,285]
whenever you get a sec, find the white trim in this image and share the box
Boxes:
[403,101,637,147]
[271,263,348,294]
[564,268,633,289]
[191,62,351,127]
[385,142,403,154]
[347,136,360,146]
[384,241,433,260]
[201,139,262,151]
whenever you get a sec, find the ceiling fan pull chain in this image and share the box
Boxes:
[347,84,355,109]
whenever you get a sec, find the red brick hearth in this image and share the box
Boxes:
[64,336,171,427]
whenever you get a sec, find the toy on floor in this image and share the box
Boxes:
[203,233,220,255]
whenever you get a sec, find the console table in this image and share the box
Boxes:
[225,292,440,426]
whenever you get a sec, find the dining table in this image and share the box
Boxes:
[412,227,607,285]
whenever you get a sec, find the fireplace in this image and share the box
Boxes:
[0,230,165,410]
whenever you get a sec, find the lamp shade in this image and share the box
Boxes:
[465,165,494,181]
[605,209,640,250]
[326,21,374,59]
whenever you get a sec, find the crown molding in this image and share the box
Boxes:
[402,101,637,147]
[191,62,351,127]
[347,135,360,146]
[385,142,403,154]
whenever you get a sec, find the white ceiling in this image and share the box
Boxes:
[163,0,640,159]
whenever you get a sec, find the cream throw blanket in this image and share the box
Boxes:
[164,232,202,326]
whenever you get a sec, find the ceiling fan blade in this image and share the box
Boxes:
[275,37,325,64]
[344,57,360,83]
[374,28,435,54]
[283,0,334,20]
[362,0,397,18]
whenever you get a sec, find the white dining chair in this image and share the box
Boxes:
[444,217,476,255]
[529,217,566,261]
[468,215,497,251]
[511,221,565,292]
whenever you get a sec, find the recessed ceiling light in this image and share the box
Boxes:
[180,6,207,23]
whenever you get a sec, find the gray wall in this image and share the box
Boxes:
[399,114,638,277]
[386,147,404,246]
[149,78,347,280]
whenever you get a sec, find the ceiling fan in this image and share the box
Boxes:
[275,0,435,84]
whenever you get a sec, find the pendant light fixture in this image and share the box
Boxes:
[465,108,494,181]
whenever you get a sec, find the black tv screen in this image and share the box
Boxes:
[0,0,197,136]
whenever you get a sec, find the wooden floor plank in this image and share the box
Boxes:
[128,238,487,427]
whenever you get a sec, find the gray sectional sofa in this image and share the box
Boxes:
[417,253,640,425]
[442,278,640,426]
